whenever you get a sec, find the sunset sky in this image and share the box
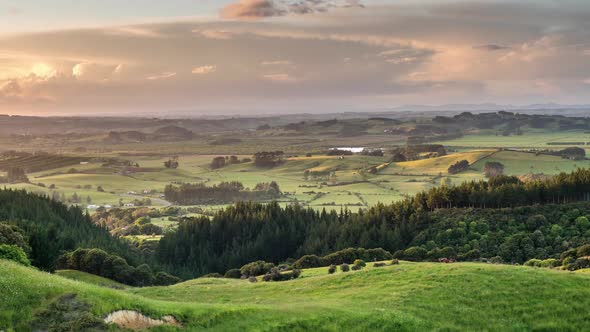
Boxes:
[0,0,589,115]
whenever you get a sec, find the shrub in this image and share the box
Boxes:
[458,249,481,261]
[402,247,427,261]
[540,258,560,268]
[268,267,282,281]
[566,257,590,271]
[524,258,542,267]
[560,248,578,260]
[0,223,30,253]
[200,273,223,278]
[224,268,242,279]
[277,264,291,271]
[390,259,399,265]
[340,263,350,272]
[351,264,362,271]
[374,262,386,267]
[577,244,590,257]
[262,274,272,282]
[353,259,366,267]
[328,264,337,274]
[240,260,275,277]
[0,244,31,266]
[292,269,301,279]
[563,256,575,266]
[293,255,325,269]
[154,272,181,286]
[133,264,154,286]
[489,256,504,264]
[323,248,392,265]
[248,276,257,283]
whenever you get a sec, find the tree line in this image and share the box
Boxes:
[164,181,281,205]
[157,168,590,278]
[0,189,141,271]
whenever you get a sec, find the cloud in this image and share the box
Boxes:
[473,44,510,51]
[146,72,176,80]
[31,63,57,79]
[192,65,217,75]
[72,62,121,81]
[378,48,436,65]
[220,0,363,20]
[261,60,293,66]
[194,29,235,40]
[0,0,589,112]
[104,26,163,38]
[221,0,286,20]
[263,73,297,83]
[0,79,22,98]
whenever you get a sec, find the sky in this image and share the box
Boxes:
[0,0,589,115]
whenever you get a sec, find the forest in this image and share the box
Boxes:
[157,168,590,278]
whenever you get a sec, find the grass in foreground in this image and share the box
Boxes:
[2,260,590,331]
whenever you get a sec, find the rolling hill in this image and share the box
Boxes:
[2,259,590,331]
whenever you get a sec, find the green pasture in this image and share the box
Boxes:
[3,259,590,330]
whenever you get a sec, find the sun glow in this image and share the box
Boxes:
[31,63,56,78]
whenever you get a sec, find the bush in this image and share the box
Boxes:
[373,262,386,267]
[351,264,362,271]
[154,271,181,286]
[292,269,301,279]
[133,264,154,286]
[540,258,560,268]
[0,223,30,253]
[57,248,175,287]
[268,267,282,281]
[0,244,31,266]
[566,257,590,271]
[560,249,577,261]
[277,264,291,271]
[240,260,275,277]
[248,276,257,283]
[200,273,223,278]
[390,259,399,265]
[577,244,590,257]
[328,264,337,274]
[524,258,542,267]
[340,263,350,272]
[353,259,366,267]
[489,256,504,264]
[262,274,272,282]
[458,249,481,261]
[323,248,392,265]
[563,256,575,266]
[293,255,325,269]
[224,268,242,279]
[403,247,427,261]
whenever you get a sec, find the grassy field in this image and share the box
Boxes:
[3,259,590,331]
[3,146,589,212]
[434,130,590,149]
[55,270,128,289]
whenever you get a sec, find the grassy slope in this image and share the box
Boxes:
[3,260,590,331]
[55,269,128,289]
